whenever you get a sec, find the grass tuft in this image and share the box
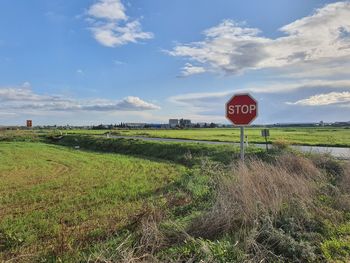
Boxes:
[189,155,320,240]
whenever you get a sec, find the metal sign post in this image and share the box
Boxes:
[225,93,258,162]
[240,127,245,161]
[261,129,270,152]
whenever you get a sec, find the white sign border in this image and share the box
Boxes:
[225,93,258,126]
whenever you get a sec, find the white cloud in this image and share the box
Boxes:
[278,58,350,79]
[167,79,350,123]
[0,84,160,112]
[82,96,161,111]
[287,91,350,106]
[91,20,153,47]
[168,88,350,124]
[0,112,17,117]
[0,83,53,102]
[87,0,153,47]
[21,82,31,89]
[168,2,350,76]
[180,63,206,77]
[169,79,350,107]
[113,59,125,65]
[169,90,233,107]
[88,0,127,21]
[248,79,350,94]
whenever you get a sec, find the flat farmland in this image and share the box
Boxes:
[0,142,185,261]
[104,127,350,147]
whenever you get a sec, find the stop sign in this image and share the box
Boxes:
[226,93,258,125]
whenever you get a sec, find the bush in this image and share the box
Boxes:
[0,130,39,142]
[248,216,318,262]
[337,161,350,193]
[158,237,245,262]
[80,153,350,262]
[321,239,350,261]
[189,155,320,239]
[272,139,290,151]
[311,154,345,183]
[187,154,328,261]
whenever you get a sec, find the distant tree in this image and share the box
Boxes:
[117,122,126,128]
[93,124,106,130]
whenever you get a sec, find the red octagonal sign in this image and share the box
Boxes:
[226,93,258,126]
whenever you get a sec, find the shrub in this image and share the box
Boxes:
[321,239,350,261]
[338,161,350,193]
[0,130,39,142]
[189,156,319,239]
[247,216,318,262]
[272,139,290,151]
[187,154,327,261]
[156,233,246,262]
[311,154,344,182]
[276,153,321,180]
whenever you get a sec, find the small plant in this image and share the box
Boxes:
[272,139,290,150]
[0,229,24,251]
[321,239,350,261]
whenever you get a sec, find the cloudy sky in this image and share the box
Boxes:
[0,0,350,125]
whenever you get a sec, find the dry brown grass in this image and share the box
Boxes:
[86,235,152,263]
[311,154,345,179]
[189,154,322,239]
[86,154,348,262]
[338,161,350,193]
[332,161,350,212]
[86,207,168,263]
[272,139,290,150]
[276,153,322,180]
[137,208,166,256]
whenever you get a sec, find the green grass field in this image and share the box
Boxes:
[1,133,350,262]
[0,142,185,261]
[62,127,350,147]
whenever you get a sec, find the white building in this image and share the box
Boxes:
[169,119,179,128]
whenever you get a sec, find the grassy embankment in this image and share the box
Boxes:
[1,131,350,262]
[64,127,350,147]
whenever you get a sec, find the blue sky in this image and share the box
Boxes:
[0,0,349,125]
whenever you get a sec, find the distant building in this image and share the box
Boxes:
[179,119,191,128]
[169,119,179,128]
[146,124,162,129]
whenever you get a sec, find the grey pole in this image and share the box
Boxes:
[240,126,245,161]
